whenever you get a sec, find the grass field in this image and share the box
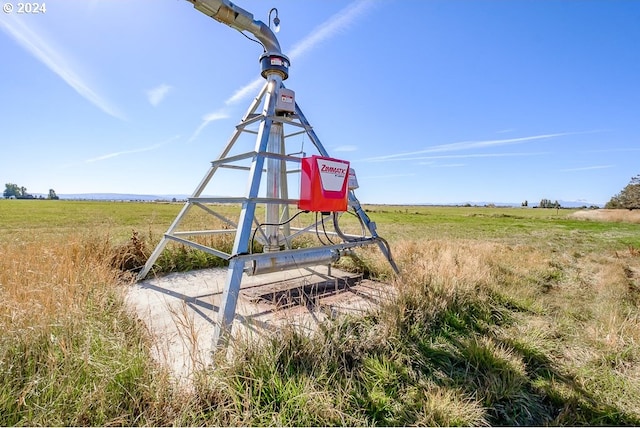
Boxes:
[1,200,639,425]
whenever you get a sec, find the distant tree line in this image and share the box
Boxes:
[3,183,59,200]
[606,174,640,210]
[538,199,560,209]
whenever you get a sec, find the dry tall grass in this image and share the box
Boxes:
[0,233,118,329]
[571,208,640,224]
[390,238,640,424]
[185,237,640,425]
[0,233,175,425]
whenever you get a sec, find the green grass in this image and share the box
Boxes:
[364,205,640,249]
[2,200,637,250]
[0,287,172,425]
[1,200,639,425]
[0,200,183,239]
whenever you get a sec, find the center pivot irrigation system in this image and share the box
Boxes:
[137,0,398,350]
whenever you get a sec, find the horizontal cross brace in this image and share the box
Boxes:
[164,235,231,260]
[189,197,299,205]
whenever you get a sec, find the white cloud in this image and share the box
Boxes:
[366,152,549,162]
[361,132,590,162]
[203,111,229,122]
[427,133,568,153]
[147,83,172,106]
[85,135,180,163]
[288,0,375,61]
[430,163,465,168]
[223,0,374,107]
[0,14,125,120]
[559,165,614,172]
[188,109,230,142]
[359,173,416,180]
[585,147,640,153]
[225,78,263,106]
[333,145,358,152]
[188,79,260,139]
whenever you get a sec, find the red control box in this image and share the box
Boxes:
[298,155,350,212]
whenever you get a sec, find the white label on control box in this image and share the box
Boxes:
[316,158,349,192]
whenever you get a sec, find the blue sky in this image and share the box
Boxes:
[1,0,639,205]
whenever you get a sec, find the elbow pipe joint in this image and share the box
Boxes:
[187,0,282,54]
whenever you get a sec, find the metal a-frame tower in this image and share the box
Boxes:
[137,0,397,350]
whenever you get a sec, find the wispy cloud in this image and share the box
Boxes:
[226,78,263,106]
[361,132,588,162]
[419,161,465,168]
[359,173,416,180]
[287,0,375,61]
[367,152,550,162]
[226,0,374,105]
[0,14,125,120]
[191,80,259,136]
[584,147,640,154]
[430,163,465,168]
[188,109,230,142]
[559,165,614,172]
[147,83,172,106]
[85,135,180,163]
[191,0,375,140]
[333,145,358,152]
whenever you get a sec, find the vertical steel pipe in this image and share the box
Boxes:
[266,113,283,252]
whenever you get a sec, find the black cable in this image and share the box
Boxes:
[238,30,265,51]
[250,210,309,254]
[321,212,336,245]
[314,211,329,246]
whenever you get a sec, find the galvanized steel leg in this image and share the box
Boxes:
[137,82,269,281]
[212,76,281,350]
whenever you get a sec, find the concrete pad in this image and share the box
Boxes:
[126,265,393,383]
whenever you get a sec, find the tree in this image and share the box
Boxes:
[48,189,59,200]
[606,175,640,210]
[538,199,561,209]
[3,183,20,198]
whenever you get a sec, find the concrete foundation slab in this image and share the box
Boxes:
[126,266,393,383]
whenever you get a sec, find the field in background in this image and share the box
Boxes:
[1,200,639,425]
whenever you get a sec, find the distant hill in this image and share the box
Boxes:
[58,193,189,201]
[554,200,603,208]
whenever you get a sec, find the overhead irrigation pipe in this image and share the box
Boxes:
[186,0,282,54]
